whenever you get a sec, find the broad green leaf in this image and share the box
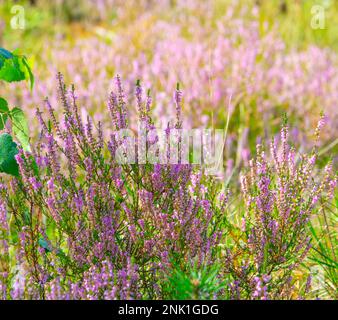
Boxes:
[0,55,26,83]
[0,48,34,88]
[0,48,13,59]
[10,107,31,151]
[0,48,13,68]
[0,98,9,130]
[0,133,19,177]
[0,98,9,112]
[0,114,8,130]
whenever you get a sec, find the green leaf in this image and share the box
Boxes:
[0,114,8,130]
[21,57,34,90]
[0,98,9,130]
[10,107,30,151]
[0,48,13,59]
[0,55,26,83]
[38,237,52,253]
[0,48,33,88]
[0,98,9,112]
[0,48,13,68]
[0,133,19,177]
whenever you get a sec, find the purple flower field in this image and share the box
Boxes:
[0,0,337,301]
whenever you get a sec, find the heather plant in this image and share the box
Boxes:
[224,117,337,299]
[0,74,336,300]
[0,75,228,299]
[0,0,337,302]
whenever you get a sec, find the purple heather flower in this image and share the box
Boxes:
[28,177,42,191]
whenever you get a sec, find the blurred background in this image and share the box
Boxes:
[0,0,338,168]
